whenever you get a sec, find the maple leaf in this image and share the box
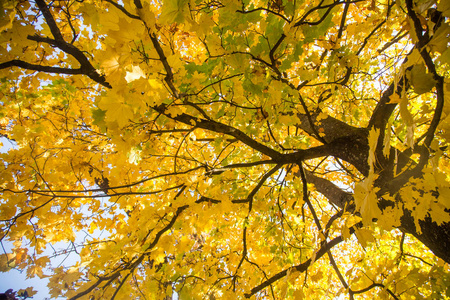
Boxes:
[409,63,437,94]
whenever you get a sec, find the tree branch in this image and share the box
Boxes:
[68,204,189,300]
[304,170,355,211]
[26,34,111,88]
[105,0,140,19]
[244,225,359,298]
[0,60,84,75]
[34,0,64,41]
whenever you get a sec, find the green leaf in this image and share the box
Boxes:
[91,108,107,131]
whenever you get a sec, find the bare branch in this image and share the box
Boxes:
[0,60,84,75]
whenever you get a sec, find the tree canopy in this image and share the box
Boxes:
[0,0,450,299]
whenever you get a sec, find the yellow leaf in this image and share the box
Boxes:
[383,119,392,158]
[167,54,183,72]
[18,287,37,298]
[107,103,134,127]
[293,289,305,300]
[27,264,45,279]
[354,228,374,248]
[354,177,381,226]
[128,147,142,165]
[166,105,183,117]
[98,8,120,31]
[158,235,175,252]
[108,17,145,45]
[341,225,351,241]
[0,253,14,271]
[153,249,166,264]
[98,92,134,127]
[88,221,98,234]
[399,92,415,148]
[100,53,126,84]
[388,93,401,104]
[378,204,402,231]
[0,4,15,32]
[136,3,156,28]
[368,128,380,171]
[62,268,83,283]
[160,0,189,24]
[165,284,173,298]
[429,201,450,225]
[125,65,146,83]
[438,0,450,17]
[310,269,323,282]
[409,63,437,94]
[429,23,450,53]
[35,256,50,268]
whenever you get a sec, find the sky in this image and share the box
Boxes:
[0,135,180,298]
[0,137,52,299]
[0,137,117,299]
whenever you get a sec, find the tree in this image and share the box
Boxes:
[0,0,449,298]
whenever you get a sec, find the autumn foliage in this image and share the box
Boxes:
[1,0,450,299]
